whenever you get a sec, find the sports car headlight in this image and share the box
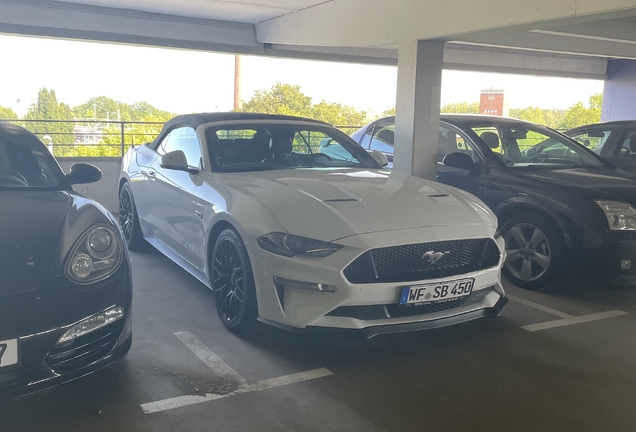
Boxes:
[595,200,636,231]
[66,225,123,284]
[257,233,343,257]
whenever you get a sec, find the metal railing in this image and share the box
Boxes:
[0,118,363,158]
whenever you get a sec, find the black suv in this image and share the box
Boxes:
[349,115,636,290]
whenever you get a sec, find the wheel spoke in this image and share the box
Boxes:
[509,226,526,246]
[520,259,532,280]
[532,252,550,269]
[529,229,546,248]
[506,249,523,262]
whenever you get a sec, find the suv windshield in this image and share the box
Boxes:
[0,130,66,189]
[206,124,380,172]
[467,121,605,169]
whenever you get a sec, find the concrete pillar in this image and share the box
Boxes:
[602,59,636,122]
[393,40,444,180]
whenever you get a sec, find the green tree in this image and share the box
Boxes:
[238,83,368,128]
[24,88,75,154]
[441,102,480,114]
[559,93,602,130]
[0,105,17,120]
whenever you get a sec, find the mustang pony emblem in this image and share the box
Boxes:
[422,250,450,264]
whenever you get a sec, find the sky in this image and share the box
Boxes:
[0,34,604,118]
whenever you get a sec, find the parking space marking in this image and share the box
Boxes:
[522,310,629,332]
[175,331,248,388]
[141,332,333,414]
[141,367,333,414]
[507,294,574,319]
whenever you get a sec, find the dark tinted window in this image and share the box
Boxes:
[0,131,64,188]
[614,129,636,157]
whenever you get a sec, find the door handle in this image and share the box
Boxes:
[147,168,156,178]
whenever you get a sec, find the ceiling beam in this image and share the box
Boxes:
[256,0,636,47]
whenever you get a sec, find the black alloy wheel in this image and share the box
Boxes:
[211,229,257,333]
[501,213,565,290]
[119,182,145,250]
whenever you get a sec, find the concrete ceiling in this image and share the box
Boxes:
[57,0,326,23]
[3,0,636,79]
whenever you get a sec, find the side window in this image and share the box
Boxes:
[438,125,477,162]
[359,127,375,149]
[570,130,612,155]
[614,129,636,157]
[369,125,394,154]
[156,127,202,168]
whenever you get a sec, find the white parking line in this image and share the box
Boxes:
[141,367,333,414]
[522,310,629,332]
[175,331,248,388]
[140,332,333,414]
[507,294,574,319]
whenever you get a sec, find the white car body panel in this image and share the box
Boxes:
[121,116,506,336]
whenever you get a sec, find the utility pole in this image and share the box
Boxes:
[234,54,242,111]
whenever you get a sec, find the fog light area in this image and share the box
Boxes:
[57,306,124,345]
[273,277,336,292]
[621,260,632,271]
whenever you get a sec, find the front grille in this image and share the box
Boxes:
[343,238,500,284]
[45,322,123,374]
[386,298,466,317]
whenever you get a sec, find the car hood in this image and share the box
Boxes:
[218,168,495,242]
[523,167,636,203]
[0,190,70,296]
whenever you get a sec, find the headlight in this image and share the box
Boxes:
[257,233,343,257]
[66,225,123,284]
[595,200,636,231]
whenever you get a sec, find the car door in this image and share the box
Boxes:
[600,127,636,171]
[147,126,205,268]
[436,123,485,198]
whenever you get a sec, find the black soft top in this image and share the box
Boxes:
[149,112,329,147]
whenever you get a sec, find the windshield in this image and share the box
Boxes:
[467,122,605,169]
[206,123,380,172]
[0,130,66,189]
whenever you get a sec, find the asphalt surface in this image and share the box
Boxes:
[2,246,636,432]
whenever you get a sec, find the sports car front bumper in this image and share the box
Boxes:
[248,224,506,335]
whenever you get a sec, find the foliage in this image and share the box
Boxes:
[510,94,601,130]
[0,105,17,120]
[238,83,368,128]
[441,102,480,114]
[23,88,75,146]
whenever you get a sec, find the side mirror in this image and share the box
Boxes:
[371,149,389,167]
[66,163,102,185]
[443,152,478,171]
[160,150,200,174]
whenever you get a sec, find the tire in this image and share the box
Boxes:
[500,213,566,290]
[210,229,258,333]
[119,182,145,251]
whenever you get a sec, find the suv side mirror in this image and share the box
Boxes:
[160,150,200,174]
[443,152,478,171]
[66,163,102,184]
[371,149,389,167]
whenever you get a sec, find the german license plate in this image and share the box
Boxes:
[399,278,474,305]
[0,339,19,369]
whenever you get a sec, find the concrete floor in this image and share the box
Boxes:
[3,246,636,432]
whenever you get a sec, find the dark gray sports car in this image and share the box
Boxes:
[0,123,132,396]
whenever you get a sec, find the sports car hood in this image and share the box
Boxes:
[523,167,636,204]
[0,191,70,296]
[220,169,495,241]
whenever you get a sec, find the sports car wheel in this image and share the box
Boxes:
[501,213,565,290]
[211,229,258,333]
[119,182,145,251]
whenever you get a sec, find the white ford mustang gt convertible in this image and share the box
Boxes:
[120,113,507,337]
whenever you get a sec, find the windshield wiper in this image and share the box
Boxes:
[219,165,282,172]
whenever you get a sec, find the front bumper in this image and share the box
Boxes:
[576,230,636,286]
[0,262,132,397]
[248,225,506,332]
[261,295,508,338]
